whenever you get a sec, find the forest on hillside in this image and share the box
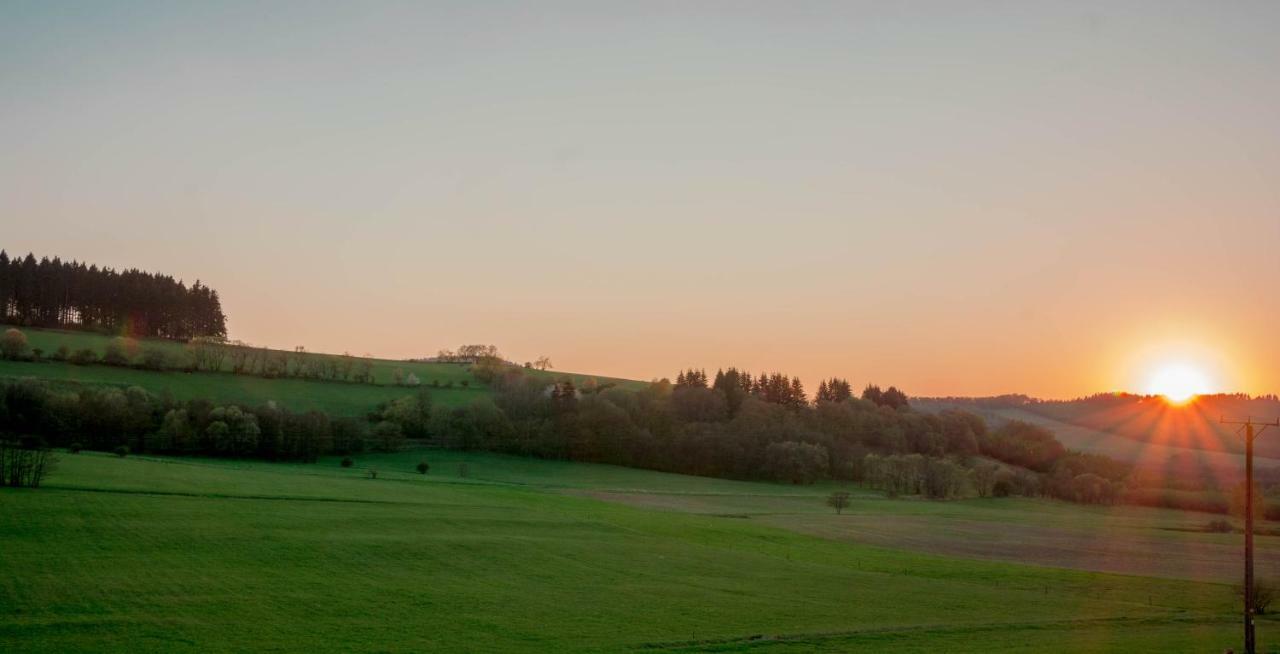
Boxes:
[0,350,1136,508]
[0,251,226,339]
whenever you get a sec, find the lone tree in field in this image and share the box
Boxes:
[535,356,553,371]
[416,461,430,474]
[826,491,851,515]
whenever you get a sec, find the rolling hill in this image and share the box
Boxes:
[0,325,639,416]
[916,396,1280,487]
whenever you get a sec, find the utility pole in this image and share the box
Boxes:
[1223,416,1280,654]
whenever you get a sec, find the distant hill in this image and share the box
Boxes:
[915,393,1280,484]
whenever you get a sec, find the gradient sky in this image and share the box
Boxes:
[3,1,1278,398]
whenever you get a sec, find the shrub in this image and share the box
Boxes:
[0,328,28,360]
[113,445,130,458]
[68,442,83,454]
[31,348,44,361]
[340,457,354,468]
[992,479,1013,497]
[405,373,421,387]
[103,338,132,366]
[416,461,430,474]
[52,345,70,361]
[368,468,378,479]
[140,347,171,370]
[1237,579,1278,615]
[69,348,98,365]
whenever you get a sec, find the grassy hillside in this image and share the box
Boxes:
[11,325,644,388]
[996,408,1280,476]
[0,326,642,416]
[0,358,483,415]
[11,326,482,386]
[916,398,1280,485]
[2,450,1275,652]
[1027,394,1280,457]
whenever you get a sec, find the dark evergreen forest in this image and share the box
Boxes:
[0,251,226,339]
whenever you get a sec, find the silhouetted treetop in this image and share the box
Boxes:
[0,250,226,339]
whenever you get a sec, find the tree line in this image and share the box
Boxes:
[0,251,226,339]
[448,362,1130,503]
[0,378,389,465]
[0,356,1137,507]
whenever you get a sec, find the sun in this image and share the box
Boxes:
[1144,362,1212,404]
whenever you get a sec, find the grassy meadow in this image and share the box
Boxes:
[2,449,1277,653]
[0,326,640,416]
[0,358,482,416]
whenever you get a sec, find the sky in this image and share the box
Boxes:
[2,1,1279,399]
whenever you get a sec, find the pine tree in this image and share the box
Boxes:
[0,251,227,339]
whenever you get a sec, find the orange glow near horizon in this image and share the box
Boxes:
[1143,362,1213,404]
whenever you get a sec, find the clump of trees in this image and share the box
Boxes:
[451,364,1012,496]
[0,378,378,462]
[861,454,969,498]
[0,436,56,487]
[0,251,226,339]
[0,355,1142,508]
[432,345,502,364]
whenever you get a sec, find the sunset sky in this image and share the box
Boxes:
[3,1,1278,399]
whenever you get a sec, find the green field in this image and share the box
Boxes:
[2,449,1276,652]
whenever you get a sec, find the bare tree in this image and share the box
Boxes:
[0,437,57,488]
[1237,578,1278,615]
[535,356,553,371]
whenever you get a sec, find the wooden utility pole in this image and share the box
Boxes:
[1223,416,1280,654]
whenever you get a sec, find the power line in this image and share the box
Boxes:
[1222,416,1280,654]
